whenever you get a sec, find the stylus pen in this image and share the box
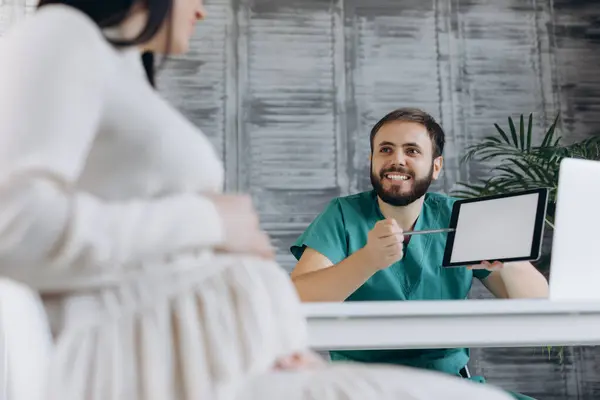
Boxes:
[403,228,456,236]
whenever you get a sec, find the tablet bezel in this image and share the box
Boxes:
[442,188,549,267]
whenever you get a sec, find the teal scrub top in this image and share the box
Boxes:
[291,190,491,375]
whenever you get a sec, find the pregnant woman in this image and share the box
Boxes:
[0,1,512,399]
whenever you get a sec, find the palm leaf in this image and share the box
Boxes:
[519,115,525,150]
[453,175,536,199]
[505,159,544,184]
[453,113,597,212]
[486,137,503,144]
[485,179,529,192]
[526,113,533,151]
[452,183,492,199]
[508,117,519,148]
[564,136,600,159]
[461,142,524,163]
[494,123,512,145]
[540,113,560,148]
[476,150,522,161]
[493,169,534,190]
[507,157,557,187]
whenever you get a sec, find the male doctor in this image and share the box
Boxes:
[290,107,548,400]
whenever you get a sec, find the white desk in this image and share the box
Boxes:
[304,300,600,350]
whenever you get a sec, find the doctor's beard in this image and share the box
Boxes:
[370,163,434,207]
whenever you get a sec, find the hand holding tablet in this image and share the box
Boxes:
[443,188,548,267]
[466,260,504,271]
[405,188,549,268]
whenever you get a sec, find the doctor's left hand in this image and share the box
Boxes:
[467,260,504,271]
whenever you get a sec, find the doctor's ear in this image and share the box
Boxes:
[432,156,443,179]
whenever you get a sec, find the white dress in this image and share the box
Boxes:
[0,5,512,400]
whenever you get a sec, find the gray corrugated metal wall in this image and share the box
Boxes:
[159,0,600,270]
[160,1,600,398]
[2,0,599,398]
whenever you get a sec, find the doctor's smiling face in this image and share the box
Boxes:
[369,108,445,207]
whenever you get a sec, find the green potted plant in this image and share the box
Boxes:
[452,113,600,275]
[453,113,600,363]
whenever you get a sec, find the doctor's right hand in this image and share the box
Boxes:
[362,218,404,270]
[208,194,275,260]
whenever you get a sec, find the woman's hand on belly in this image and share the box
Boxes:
[208,194,275,260]
[273,351,326,371]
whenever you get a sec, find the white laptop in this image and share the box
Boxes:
[549,157,600,300]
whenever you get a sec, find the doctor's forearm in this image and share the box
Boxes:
[499,262,549,298]
[292,249,375,302]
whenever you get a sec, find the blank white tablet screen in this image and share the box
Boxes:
[450,193,539,264]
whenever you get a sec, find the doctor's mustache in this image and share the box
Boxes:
[379,166,415,179]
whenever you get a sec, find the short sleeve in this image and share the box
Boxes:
[290,199,348,265]
[473,269,492,280]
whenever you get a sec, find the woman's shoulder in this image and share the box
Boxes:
[4,4,114,64]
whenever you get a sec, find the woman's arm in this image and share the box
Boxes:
[0,7,251,271]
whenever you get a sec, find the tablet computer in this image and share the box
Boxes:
[442,188,549,267]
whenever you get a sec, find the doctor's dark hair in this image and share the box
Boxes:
[37,0,173,87]
[369,108,446,158]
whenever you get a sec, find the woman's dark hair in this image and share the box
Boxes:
[37,0,173,87]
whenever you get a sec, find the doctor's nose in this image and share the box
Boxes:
[391,153,407,166]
